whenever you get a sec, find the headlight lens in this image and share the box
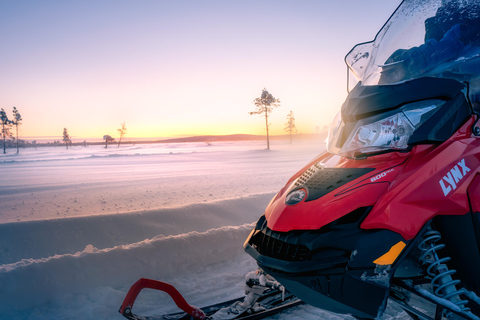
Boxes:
[344,112,415,154]
[327,99,445,158]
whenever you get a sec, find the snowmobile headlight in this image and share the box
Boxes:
[343,112,416,155]
[327,100,445,158]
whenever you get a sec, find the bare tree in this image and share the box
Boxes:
[63,128,71,149]
[103,135,115,148]
[0,108,12,154]
[12,107,22,154]
[249,88,280,150]
[284,110,298,144]
[117,122,127,148]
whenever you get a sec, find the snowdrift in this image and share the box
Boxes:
[0,141,408,319]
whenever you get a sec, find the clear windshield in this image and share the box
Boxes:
[346,0,480,101]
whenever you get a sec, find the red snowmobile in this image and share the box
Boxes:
[120,0,480,319]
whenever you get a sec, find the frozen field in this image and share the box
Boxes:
[0,140,408,320]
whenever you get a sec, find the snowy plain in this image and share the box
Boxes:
[0,140,410,320]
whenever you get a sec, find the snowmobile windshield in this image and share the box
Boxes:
[346,0,480,97]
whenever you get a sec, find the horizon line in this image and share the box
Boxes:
[17,132,325,142]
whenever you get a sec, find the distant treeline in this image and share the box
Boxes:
[1,133,326,150]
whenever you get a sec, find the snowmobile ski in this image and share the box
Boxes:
[119,272,303,320]
[390,279,480,320]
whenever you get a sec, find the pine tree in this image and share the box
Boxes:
[103,135,115,148]
[284,111,298,144]
[12,107,22,154]
[0,108,11,154]
[63,128,71,149]
[249,89,280,150]
[117,122,127,148]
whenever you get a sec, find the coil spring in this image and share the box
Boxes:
[418,230,470,316]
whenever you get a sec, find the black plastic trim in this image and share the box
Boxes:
[244,209,408,318]
[292,166,375,202]
[409,91,471,144]
[342,77,466,122]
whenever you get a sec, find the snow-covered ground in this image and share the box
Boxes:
[0,140,409,320]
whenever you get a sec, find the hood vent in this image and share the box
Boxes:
[293,165,375,202]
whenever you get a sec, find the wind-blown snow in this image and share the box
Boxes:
[0,140,410,320]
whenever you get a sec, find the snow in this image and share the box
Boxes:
[0,140,410,320]
[361,265,392,288]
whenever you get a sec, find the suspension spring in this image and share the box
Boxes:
[418,229,470,316]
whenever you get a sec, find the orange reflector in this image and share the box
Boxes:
[373,241,406,265]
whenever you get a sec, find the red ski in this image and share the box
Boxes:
[119,272,303,320]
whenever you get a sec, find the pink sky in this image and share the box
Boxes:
[0,0,401,140]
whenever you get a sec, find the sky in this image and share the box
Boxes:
[0,0,401,141]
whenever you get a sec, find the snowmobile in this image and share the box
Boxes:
[120,0,480,319]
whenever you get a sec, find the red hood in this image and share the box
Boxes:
[265,118,480,240]
[265,151,408,232]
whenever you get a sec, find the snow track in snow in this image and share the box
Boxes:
[0,193,274,265]
[1,218,256,319]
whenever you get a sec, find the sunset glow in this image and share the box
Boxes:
[0,0,400,141]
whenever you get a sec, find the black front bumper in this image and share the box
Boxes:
[244,210,407,319]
